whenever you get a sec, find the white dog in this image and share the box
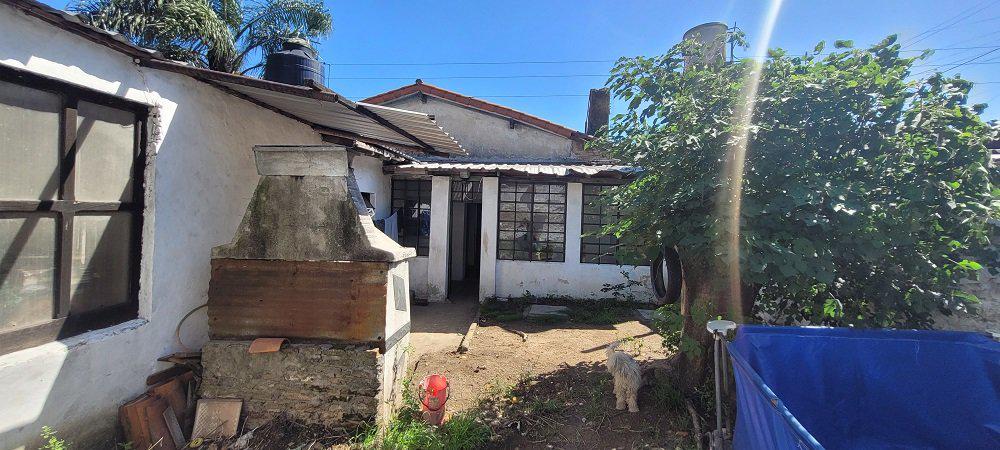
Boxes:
[605,340,643,412]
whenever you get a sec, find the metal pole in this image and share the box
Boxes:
[713,332,723,448]
[706,319,737,450]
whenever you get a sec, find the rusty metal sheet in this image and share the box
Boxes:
[207,259,388,342]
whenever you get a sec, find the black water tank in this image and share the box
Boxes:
[263,38,325,87]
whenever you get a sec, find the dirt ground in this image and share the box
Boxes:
[408,302,694,449]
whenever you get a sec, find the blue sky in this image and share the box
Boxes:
[48,0,1000,129]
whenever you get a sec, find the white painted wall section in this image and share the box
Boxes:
[350,154,391,219]
[478,177,499,301]
[426,176,451,301]
[381,96,576,162]
[408,257,430,299]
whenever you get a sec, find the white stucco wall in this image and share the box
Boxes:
[494,260,652,301]
[381,95,577,162]
[479,177,500,301]
[408,256,430,299]
[351,153,391,219]
[426,176,451,301]
[0,6,332,448]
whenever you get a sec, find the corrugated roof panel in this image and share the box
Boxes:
[212,81,466,156]
[392,162,639,177]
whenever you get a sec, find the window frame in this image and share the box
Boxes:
[390,178,432,256]
[580,183,638,265]
[497,179,567,262]
[0,65,148,356]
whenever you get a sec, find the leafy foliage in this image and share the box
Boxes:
[39,426,68,450]
[70,0,332,74]
[596,35,999,329]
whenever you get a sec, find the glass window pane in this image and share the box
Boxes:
[71,213,133,314]
[76,101,136,202]
[0,81,61,201]
[0,215,57,330]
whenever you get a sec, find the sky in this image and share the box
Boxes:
[47,0,1000,129]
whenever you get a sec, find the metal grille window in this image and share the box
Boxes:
[451,177,482,203]
[391,179,431,256]
[498,181,566,262]
[581,184,633,264]
[0,66,147,355]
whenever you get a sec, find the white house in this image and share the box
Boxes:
[0,0,463,447]
[363,82,655,303]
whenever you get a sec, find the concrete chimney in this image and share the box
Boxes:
[585,87,611,136]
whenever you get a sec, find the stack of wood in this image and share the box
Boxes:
[119,353,201,449]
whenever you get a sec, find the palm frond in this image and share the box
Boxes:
[69,0,332,74]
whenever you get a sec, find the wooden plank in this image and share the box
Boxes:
[143,397,176,450]
[120,394,154,450]
[146,366,190,386]
[162,408,186,448]
[207,259,388,341]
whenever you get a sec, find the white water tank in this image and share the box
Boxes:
[682,22,728,68]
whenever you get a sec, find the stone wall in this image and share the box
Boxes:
[200,341,386,430]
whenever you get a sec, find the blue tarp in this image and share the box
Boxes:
[727,325,1000,450]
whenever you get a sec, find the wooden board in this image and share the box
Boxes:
[119,395,177,450]
[208,259,388,341]
[148,372,194,426]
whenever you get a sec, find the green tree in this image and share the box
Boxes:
[596,35,999,389]
[70,0,332,74]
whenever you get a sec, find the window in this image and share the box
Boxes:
[451,177,482,203]
[581,184,638,264]
[0,66,146,355]
[498,181,566,262]
[391,179,431,256]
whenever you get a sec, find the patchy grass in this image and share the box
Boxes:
[565,303,633,325]
[480,297,639,326]
[479,298,528,323]
[352,378,495,450]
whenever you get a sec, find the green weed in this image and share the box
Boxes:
[39,426,68,450]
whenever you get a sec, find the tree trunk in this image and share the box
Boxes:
[676,254,753,393]
[675,266,728,391]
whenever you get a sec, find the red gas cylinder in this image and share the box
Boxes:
[418,374,450,425]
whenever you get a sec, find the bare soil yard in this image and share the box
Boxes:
[408,302,695,449]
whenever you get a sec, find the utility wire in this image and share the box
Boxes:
[326,74,609,80]
[937,47,1000,74]
[902,0,1000,48]
[349,94,590,100]
[323,46,1000,67]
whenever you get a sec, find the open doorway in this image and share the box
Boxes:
[448,177,482,301]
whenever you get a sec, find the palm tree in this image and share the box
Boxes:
[70,0,332,75]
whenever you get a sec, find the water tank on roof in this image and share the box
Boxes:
[682,22,728,69]
[263,38,325,87]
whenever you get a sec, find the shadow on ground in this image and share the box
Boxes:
[475,360,695,449]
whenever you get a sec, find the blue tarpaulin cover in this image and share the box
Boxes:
[727,325,1000,450]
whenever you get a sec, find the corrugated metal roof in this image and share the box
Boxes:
[391,162,639,177]
[210,80,465,156]
[359,103,465,155]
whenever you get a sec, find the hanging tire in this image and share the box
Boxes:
[650,246,682,305]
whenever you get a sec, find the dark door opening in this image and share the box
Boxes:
[448,178,482,301]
